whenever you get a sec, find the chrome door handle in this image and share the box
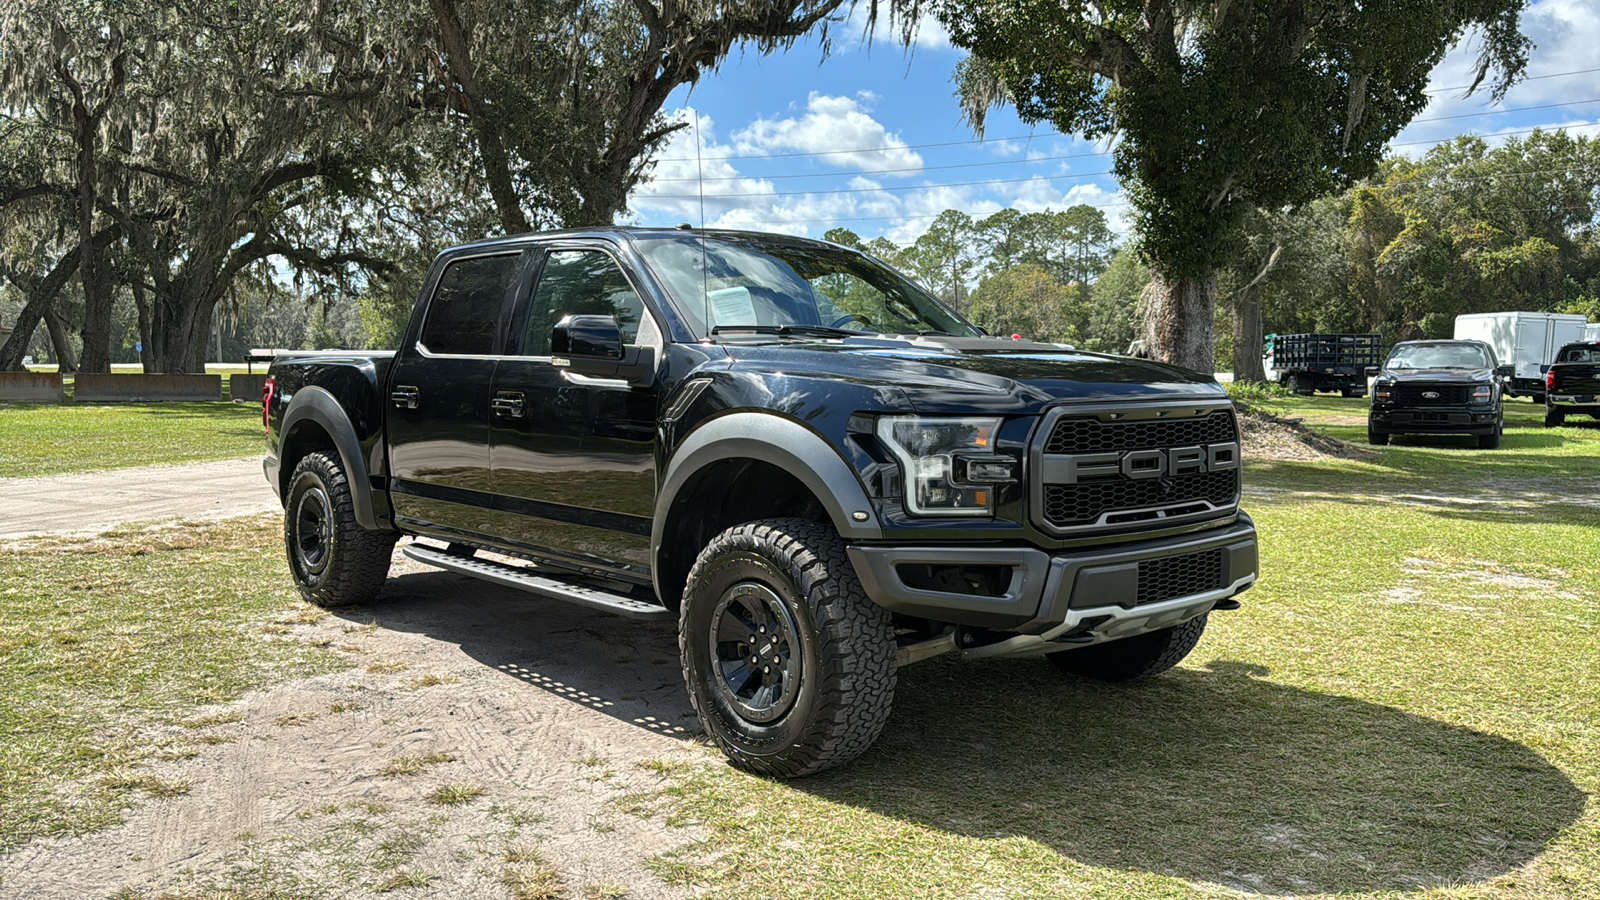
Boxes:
[391,386,420,409]
[491,392,526,418]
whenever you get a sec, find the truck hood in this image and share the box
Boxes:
[720,335,1225,414]
[1376,367,1496,383]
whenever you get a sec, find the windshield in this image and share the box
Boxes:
[634,234,977,339]
[1557,345,1600,363]
[1386,343,1491,369]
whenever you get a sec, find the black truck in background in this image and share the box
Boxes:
[1263,333,1381,397]
[1542,341,1600,426]
[263,227,1259,777]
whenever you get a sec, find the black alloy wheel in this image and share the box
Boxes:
[283,451,396,607]
[709,582,802,725]
[293,483,335,579]
[679,518,896,778]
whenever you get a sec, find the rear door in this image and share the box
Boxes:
[1515,317,1547,382]
[386,249,529,538]
[486,245,664,580]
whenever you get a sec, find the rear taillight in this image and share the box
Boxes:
[1546,369,1556,390]
[262,377,275,433]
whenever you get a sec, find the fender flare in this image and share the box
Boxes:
[278,386,385,531]
[652,412,883,592]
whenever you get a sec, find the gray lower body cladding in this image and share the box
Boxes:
[847,512,1257,632]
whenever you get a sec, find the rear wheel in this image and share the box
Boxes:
[679,518,896,778]
[1047,615,1209,683]
[1545,407,1566,427]
[284,451,396,607]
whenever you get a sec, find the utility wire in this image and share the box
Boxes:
[655,72,1600,163]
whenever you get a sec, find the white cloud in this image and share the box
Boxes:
[840,1,952,51]
[731,92,924,173]
[1397,0,1600,149]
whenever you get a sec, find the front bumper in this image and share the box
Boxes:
[1369,406,1498,435]
[847,513,1257,637]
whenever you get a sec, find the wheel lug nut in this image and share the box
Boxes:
[763,666,770,674]
[772,656,780,664]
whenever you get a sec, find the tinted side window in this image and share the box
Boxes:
[523,250,645,357]
[420,254,518,355]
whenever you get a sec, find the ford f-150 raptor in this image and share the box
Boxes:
[263,227,1259,777]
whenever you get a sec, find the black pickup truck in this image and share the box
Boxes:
[1543,341,1600,426]
[1367,339,1509,449]
[263,227,1258,777]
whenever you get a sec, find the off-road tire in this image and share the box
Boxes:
[679,518,896,778]
[1545,407,1565,427]
[1046,614,1209,683]
[1478,428,1501,449]
[1368,427,1390,445]
[284,451,396,607]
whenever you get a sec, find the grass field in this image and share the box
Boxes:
[0,518,344,851]
[0,402,263,478]
[626,395,1600,899]
[1,394,1595,897]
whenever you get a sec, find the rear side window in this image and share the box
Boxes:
[522,250,647,356]
[419,254,519,355]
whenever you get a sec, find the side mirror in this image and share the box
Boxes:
[1539,364,1551,374]
[1496,364,1514,377]
[553,314,623,360]
[1364,366,1380,377]
[551,314,654,385]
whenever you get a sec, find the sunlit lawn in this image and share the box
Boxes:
[0,402,263,478]
[626,393,1600,899]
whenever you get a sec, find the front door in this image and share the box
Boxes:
[386,250,526,538]
[488,246,663,581]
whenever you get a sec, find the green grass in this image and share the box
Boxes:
[0,518,346,851]
[628,394,1600,900]
[0,401,264,478]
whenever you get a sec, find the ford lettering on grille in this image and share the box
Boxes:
[1031,404,1243,534]
[1041,443,1240,484]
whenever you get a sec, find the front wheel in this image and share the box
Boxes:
[679,518,896,778]
[1368,427,1390,445]
[1478,428,1501,450]
[1047,614,1209,683]
[284,451,396,607]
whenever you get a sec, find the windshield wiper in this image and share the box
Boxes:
[710,324,860,338]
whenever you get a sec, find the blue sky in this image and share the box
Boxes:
[626,0,1600,246]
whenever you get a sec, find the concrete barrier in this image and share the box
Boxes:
[0,372,65,402]
[229,374,267,403]
[73,374,221,402]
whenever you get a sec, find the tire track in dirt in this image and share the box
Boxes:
[0,548,708,899]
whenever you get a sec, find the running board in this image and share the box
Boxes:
[402,544,674,621]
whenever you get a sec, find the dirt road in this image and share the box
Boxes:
[0,546,705,899]
[0,457,278,538]
[0,458,706,898]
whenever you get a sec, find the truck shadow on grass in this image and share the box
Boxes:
[356,572,1583,896]
[808,656,1585,895]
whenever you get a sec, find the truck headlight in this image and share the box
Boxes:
[1471,383,1494,402]
[876,416,1006,516]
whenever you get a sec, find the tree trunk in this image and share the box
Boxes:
[1142,270,1217,374]
[44,307,78,373]
[1232,286,1266,383]
[131,281,155,372]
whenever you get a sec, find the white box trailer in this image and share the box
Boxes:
[1453,312,1588,398]
[1586,323,1600,342]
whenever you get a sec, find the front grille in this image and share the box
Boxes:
[1043,469,1238,527]
[1044,410,1236,454]
[1392,384,1469,405]
[1137,549,1226,605]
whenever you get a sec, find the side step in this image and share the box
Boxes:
[402,544,674,621]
